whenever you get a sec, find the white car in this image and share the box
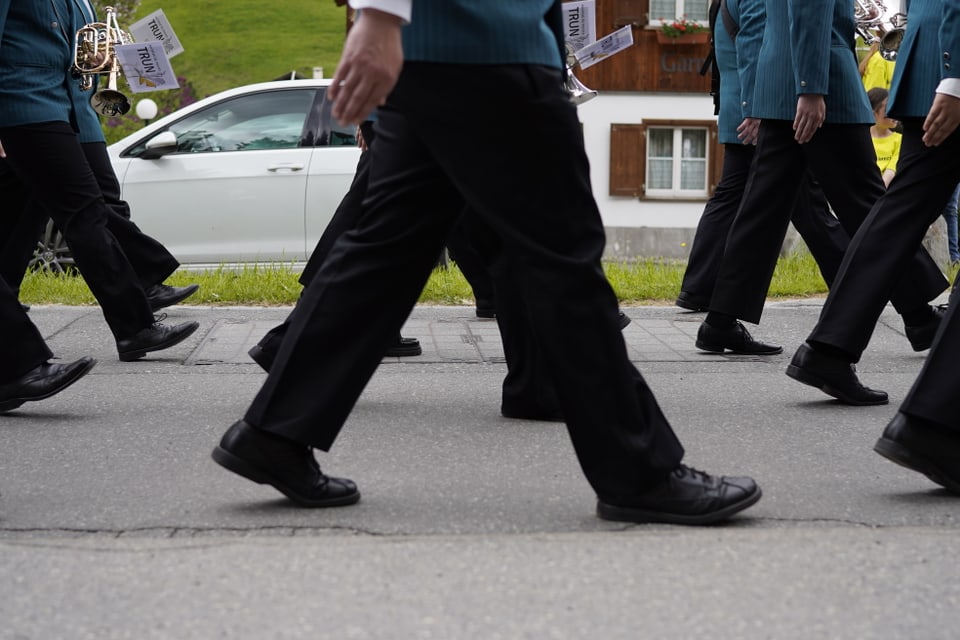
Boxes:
[103,79,360,268]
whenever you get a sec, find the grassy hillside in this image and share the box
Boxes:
[127,0,348,97]
[100,1,348,141]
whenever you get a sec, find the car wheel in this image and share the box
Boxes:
[30,219,76,274]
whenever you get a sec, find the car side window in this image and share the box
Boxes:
[152,89,316,154]
[328,126,358,147]
[304,88,359,148]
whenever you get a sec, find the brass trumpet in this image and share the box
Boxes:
[73,6,132,116]
[854,0,906,62]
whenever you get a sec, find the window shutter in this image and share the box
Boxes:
[609,123,646,197]
[612,0,649,27]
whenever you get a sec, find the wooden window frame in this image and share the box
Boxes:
[610,119,721,200]
[647,0,709,26]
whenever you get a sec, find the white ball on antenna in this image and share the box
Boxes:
[135,98,158,121]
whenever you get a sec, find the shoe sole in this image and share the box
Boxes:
[596,487,762,525]
[148,284,200,312]
[695,340,783,355]
[0,358,97,413]
[785,364,888,406]
[874,437,960,494]
[119,322,200,362]
[211,446,361,507]
[384,346,422,357]
[0,399,26,413]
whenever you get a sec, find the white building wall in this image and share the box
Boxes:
[576,91,718,230]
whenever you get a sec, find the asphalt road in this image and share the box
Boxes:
[1,301,957,639]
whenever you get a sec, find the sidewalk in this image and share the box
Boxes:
[2,300,958,639]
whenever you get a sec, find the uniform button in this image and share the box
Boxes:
[800,80,807,87]
[945,52,952,59]
[51,21,59,28]
[947,63,953,70]
[742,101,748,106]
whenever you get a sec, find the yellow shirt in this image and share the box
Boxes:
[862,53,896,91]
[872,131,902,175]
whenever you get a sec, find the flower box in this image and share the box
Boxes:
[656,30,710,45]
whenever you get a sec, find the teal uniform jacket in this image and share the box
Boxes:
[715,0,764,144]
[751,0,873,124]
[0,0,105,143]
[888,0,960,118]
[402,0,562,67]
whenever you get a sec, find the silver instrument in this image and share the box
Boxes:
[854,0,907,61]
[564,44,597,105]
[72,6,132,116]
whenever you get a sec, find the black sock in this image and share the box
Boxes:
[705,311,736,329]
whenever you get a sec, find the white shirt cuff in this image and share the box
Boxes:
[349,0,412,23]
[936,77,960,99]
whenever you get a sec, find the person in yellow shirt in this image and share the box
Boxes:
[860,42,896,91]
[868,87,901,186]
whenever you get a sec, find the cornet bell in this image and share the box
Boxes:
[565,68,598,105]
[563,43,597,105]
[91,88,131,117]
[879,28,904,61]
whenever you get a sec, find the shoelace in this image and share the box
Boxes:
[674,464,711,482]
[152,312,168,326]
[303,446,328,487]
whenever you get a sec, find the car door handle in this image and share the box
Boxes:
[266,163,305,172]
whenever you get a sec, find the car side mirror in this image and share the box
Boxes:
[140,131,178,159]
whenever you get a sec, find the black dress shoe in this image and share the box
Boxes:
[785,342,888,405]
[874,412,960,493]
[145,283,200,312]
[116,319,200,361]
[212,420,360,507]
[904,304,946,352]
[248,344,275,373]
[618,310,631,330]
[20,303,30,313]
[596,464,761,525]
[696,320,783,355]
[385,336,422,357]
[676,290,708,312]
[0,357,97,413]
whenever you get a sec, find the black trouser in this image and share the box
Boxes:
[681,143,849,303]
[809,118,960,362]
[709,120,946,325]
[902,280,960,428]
[0,122,154,340]
[258,125,497,362]
[243,63,684,499]
[0,274,51,383]
[0,141,179,293]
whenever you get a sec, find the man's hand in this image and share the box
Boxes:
[793,94,825,144]
[737,117,761,145]
[330,9,404,125]
[0,139,5,158]
[922,93,960,147]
